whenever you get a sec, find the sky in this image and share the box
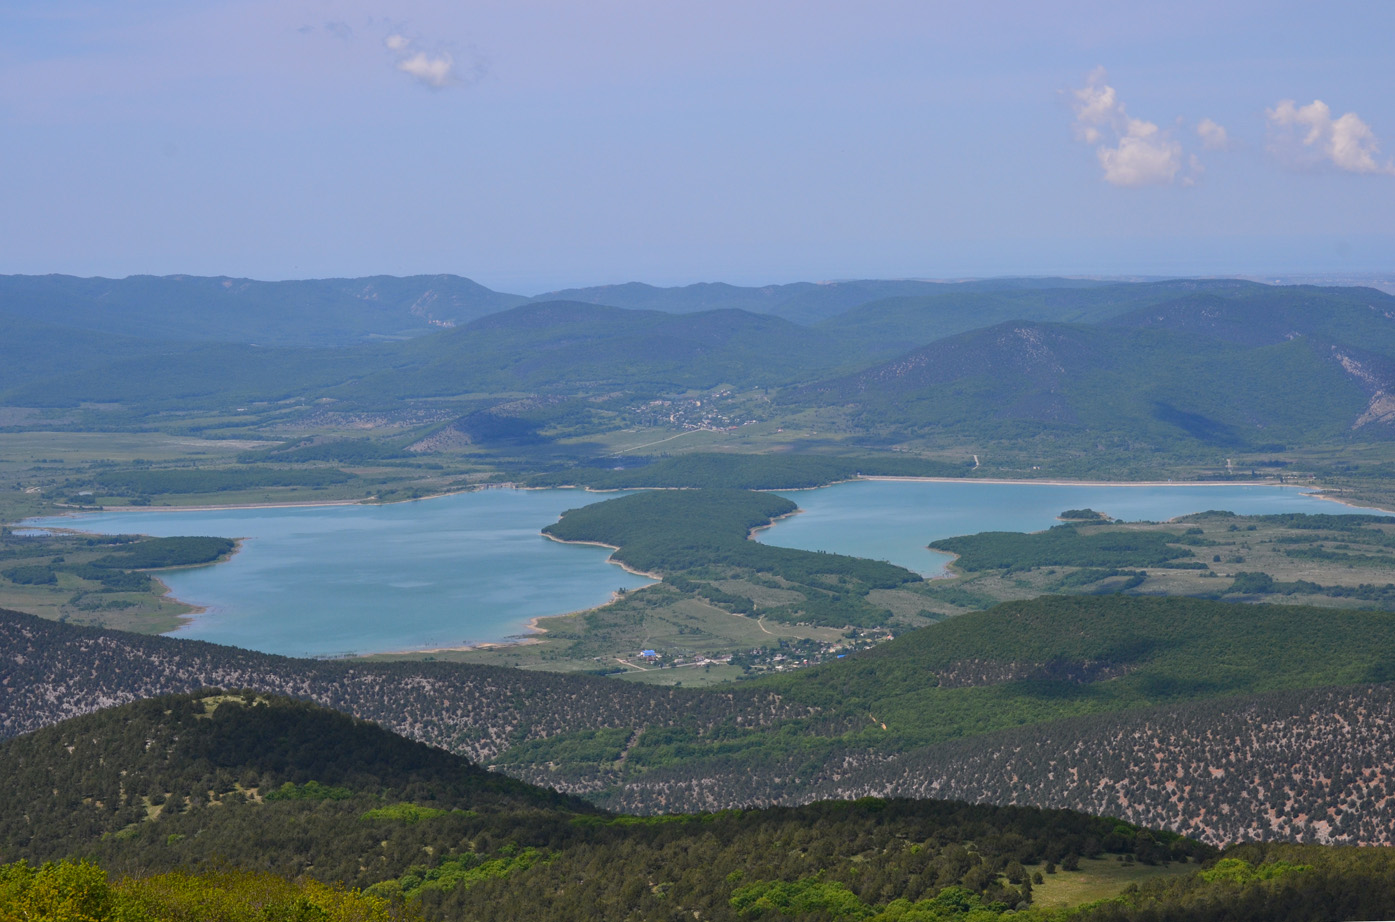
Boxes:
[1,1,1392,293]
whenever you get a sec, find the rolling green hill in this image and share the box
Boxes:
[0,301,858,410]
[5,277,1395,474]
[10,691,1395,920]
[788,319,1377,450]
[0,690,1236,922]
[534,276,1119,324]
[811,279,1251,356]
[0,273,528,346]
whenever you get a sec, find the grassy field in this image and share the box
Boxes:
[0,531,236,634]
[1030,856,1197,909]
[920,510,1395,615]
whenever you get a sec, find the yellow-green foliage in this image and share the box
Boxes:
[0,859,130,922]
[0,860,407,922]
[358,804,452,824]
[370,846,548,900]
[1197,857,1311,884]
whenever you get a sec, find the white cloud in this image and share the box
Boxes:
[382,32,486,90]
[1267,99,1394,175]
[1071,69,1184,187]
[397,50,454,88]
[1071,68,1117,145]
[1196,118,1229,151]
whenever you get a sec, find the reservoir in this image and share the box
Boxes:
[758,480,1381,576]
[27,481,1384,656]
[27,489,654,658]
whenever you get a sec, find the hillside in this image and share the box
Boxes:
[0,691,589,874]
[533,276,1119,324]
[0,273,528,346]
[0,301,855,411]
[8,597,1395,848]
[351,301,857,396]
[0,690,1233,921]
[813,279,1250,356]
[789,319,1377,450]
[4,277,1395,482]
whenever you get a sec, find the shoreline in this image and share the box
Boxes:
[20,474,1390,659]
[540,531,665,581]
[857,475,1289,488]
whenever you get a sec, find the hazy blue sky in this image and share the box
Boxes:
[2,1,1391,292]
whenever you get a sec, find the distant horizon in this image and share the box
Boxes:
[5,268,1393,299]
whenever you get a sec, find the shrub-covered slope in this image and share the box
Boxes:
[0,691,590,871]
[0,692,1220,920]
[7,598,1395,848]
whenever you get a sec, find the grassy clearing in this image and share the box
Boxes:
[1030,856,1197,909]
[0,532,211,634]
[917,512,1395,614]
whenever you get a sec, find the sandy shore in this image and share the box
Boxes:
[540,532,665,580]
[855,475,1393,513]
[40,498,373,515]
[858,475,1285,487]
[372,613,554,655]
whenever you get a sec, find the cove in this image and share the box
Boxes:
[756,480,1387,577]
[27,489,654,658]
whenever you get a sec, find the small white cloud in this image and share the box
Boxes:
[1071,70,1183,187]
[383,32,483,90]
[1097,119,1183,186]
[1071,68,1117,145]
[1196,118,1229,151]
[397,51,454,88]
[1267,99,1394,175]
[1182,154,1204,187]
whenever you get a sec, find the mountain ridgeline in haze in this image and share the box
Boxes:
[3,274,1395,459]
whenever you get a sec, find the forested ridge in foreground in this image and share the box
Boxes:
[0,691,1210,914]
[8,596,1395,849]
[11,692,1395,921]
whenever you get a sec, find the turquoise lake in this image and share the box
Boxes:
[758,480,1379,576]
[27,481,1384,656]
[27,489,654,658]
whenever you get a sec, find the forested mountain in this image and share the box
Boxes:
[533,277,1128,324]
[349,301,855,395]
[8,597,1395,849]
[0,691,588,866]
[0,301,854,409]
[3,690,1239,921]
[1105,283,1395,350]
[5,276,1395,465]
[789,318,1381,449]
[0,273,528,346]
[811,279,1246,356]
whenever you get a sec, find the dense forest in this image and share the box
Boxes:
[8,691,1395,922]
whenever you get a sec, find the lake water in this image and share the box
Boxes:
[27,481,1384,656]
[27,489,653,658]
[757,480,1383,576]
